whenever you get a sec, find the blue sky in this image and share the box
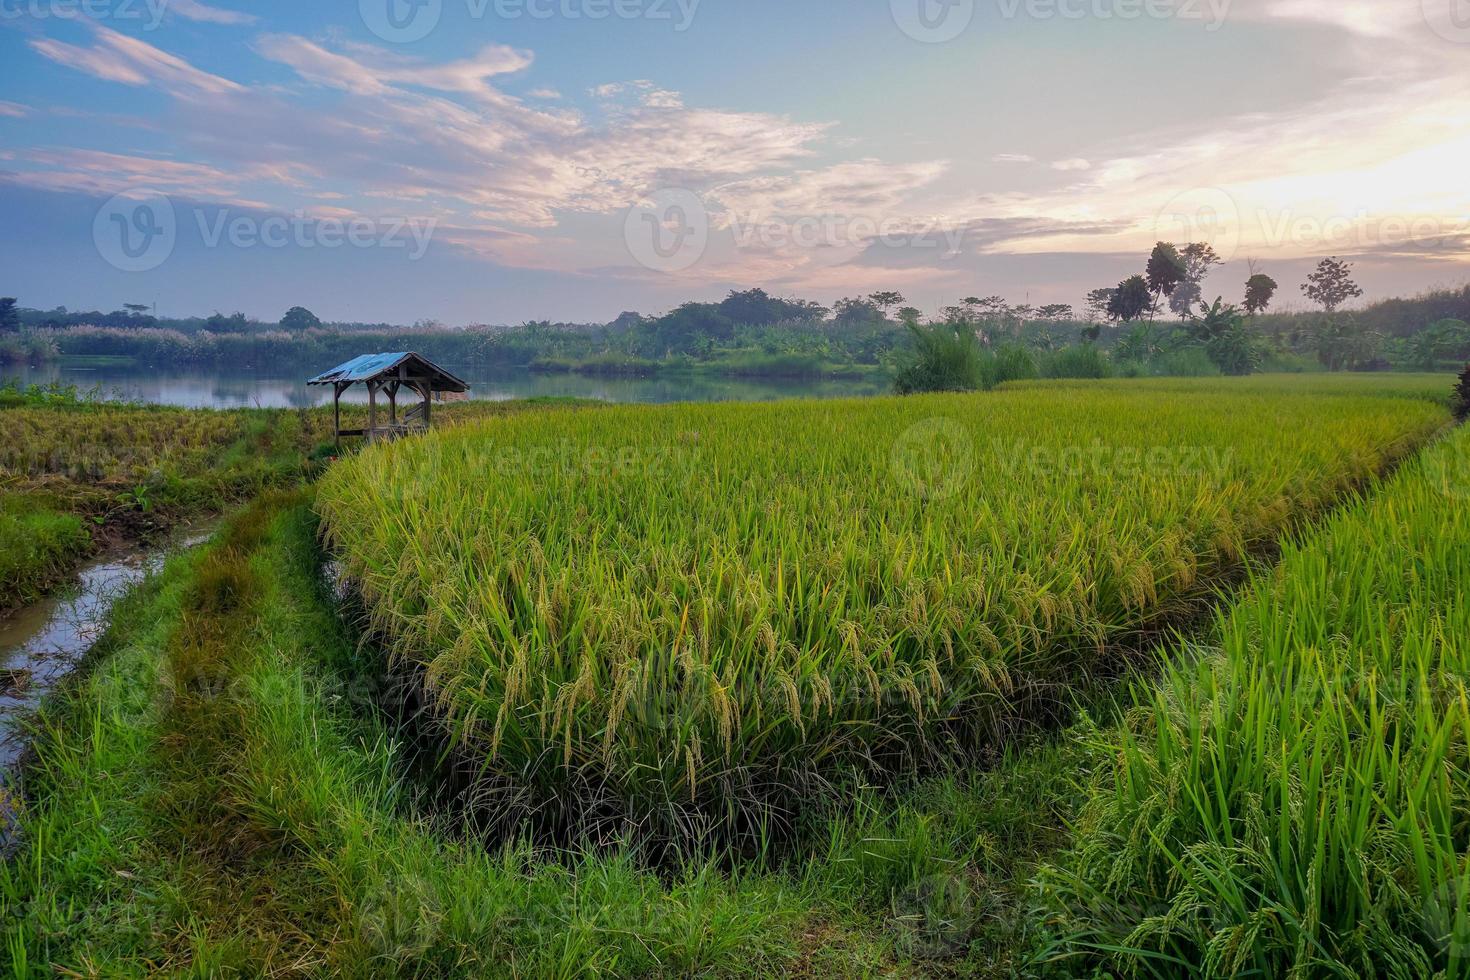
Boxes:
[2,0,1468,325]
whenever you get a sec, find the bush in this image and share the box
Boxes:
[990,342,1039,385]
[1151,347,1222,377]
[892,319,987,393]
[0,332,60,366]
[1256,349,1323,374]
[1039,344,1112,379]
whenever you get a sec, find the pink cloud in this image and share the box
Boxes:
[31,24,243,97]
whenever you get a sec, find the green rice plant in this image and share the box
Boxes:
[316,377,1450,844]
[1040,424,1470,977]
[0,493,91,610]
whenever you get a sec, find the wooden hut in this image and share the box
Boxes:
[308,352,469,445]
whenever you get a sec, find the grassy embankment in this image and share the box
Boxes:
[0,384,577,614]
[3,374,1466,976]
[0,384,317,612]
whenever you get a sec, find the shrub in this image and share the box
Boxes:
[892,319,986,393]
[1039,344,1112,379]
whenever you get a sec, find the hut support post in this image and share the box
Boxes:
[333,382,343,449]
[388,382,398,425]
[368,380,378,439]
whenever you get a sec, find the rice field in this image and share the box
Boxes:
[0,388,570,611]
[316,377,1450,840]
[1041,423,1470,977]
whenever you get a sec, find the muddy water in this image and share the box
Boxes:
[0,522,218,805]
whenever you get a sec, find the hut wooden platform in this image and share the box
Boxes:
[307,352,469,445]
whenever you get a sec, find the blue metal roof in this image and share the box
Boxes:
[308,352,412,384]
[307,352,469,391]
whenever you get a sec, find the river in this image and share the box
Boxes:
[2,360,887,409]
[0,522,218,852]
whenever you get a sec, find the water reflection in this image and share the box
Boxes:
[3,361,887,409]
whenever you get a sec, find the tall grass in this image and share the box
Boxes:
[0,494,91,610]
[1040,425,1470,976]
[316,379,1449,843]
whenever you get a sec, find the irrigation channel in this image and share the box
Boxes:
[0,521,218,853]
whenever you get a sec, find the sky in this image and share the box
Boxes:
[1,0,1468,325]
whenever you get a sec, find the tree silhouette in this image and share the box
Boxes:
[1302,257,1364,312]
[1244,273,1278,315]
[281,306,322,331]
[1107,276,1155,323]
[1145,242,1188,314]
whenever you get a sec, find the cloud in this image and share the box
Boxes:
[711,159,949,222]
[256,36,533,103]
[166,0,257,25]
[0,101,29,118]
[6,147,294,205]
[1257,0,1427,40]
[31,23,243,97]
[23,30,842,239]
[591,80,684,108]
[14,10,1468,305]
